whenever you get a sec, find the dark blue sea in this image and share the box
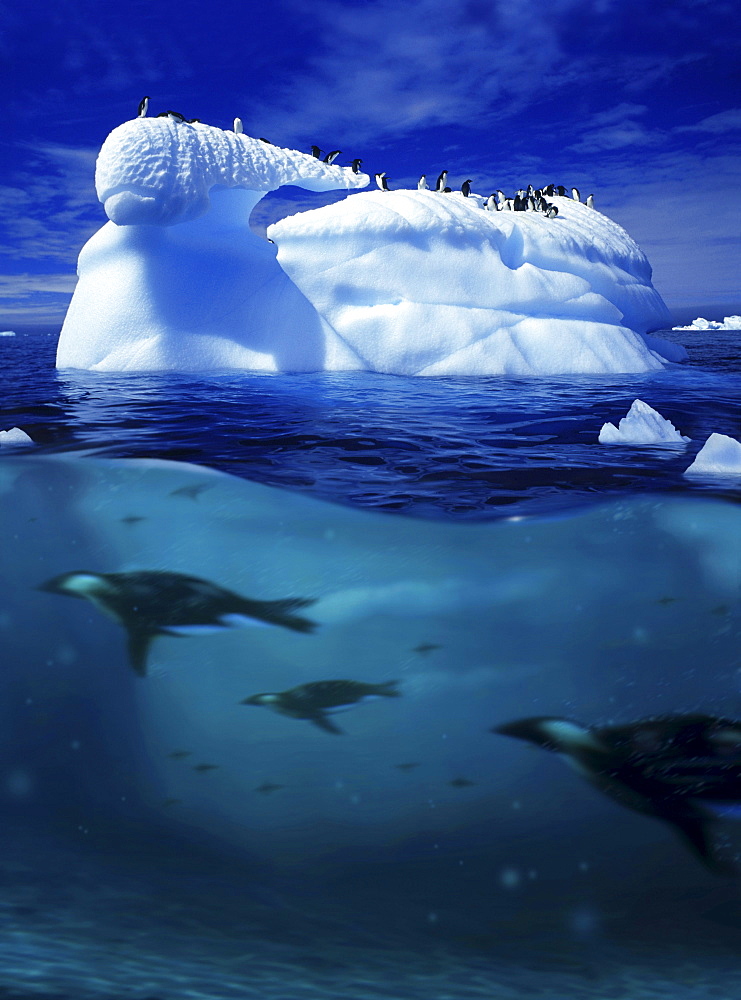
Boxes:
[1,326,741,999]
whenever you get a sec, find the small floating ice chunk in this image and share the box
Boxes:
[0,427,35,447]
[684,433,741,478]
[598,399,690,446]
[0,330,16,336]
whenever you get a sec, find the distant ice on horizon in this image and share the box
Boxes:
[684,433,741,478]
[0,330,16,336]
[57,117,681,376]
[598,399,690,446]
[673,315,741,331]
[0,427,35,447]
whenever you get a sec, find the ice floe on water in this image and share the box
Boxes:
[674,315,741,331]
[57,117,679,375]
[0,329,16,336]
[598,399,690,446]
[0,426,35,447]
[684,432,741,478]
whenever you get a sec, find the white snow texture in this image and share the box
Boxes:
[674,316,741,331]
[684,433,741,478]
[598,399,690,446]
[57,118,678,375]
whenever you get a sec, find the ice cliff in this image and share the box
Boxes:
[57,118,679,375]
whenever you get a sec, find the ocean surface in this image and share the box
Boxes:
[1,328,741,1000]
[2,325,740,518]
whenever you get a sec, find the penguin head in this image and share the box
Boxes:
[240,693,280,707]
[493,717,600,754]
[36,571,107,598]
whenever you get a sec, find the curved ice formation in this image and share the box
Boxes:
[599,400,690,446]
[58,118,678,374]
[270,190,676,376]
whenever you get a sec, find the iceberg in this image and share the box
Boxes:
[0,330,16,337]
[598,399,690,446]
[684,433,741,478]
[673,316,741,331]
[57,118,677,375]
[0,427,35,447]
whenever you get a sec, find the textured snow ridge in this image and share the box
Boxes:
[599,399,690,446]
[97,118,369,227]
[270,190,676,376]
[684,433,741,477]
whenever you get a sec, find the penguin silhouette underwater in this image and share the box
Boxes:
[37,570,318,677]
[241,679,401,734]
[494,713,741,873]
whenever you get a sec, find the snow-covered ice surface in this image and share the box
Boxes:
[57,119,678,375]
[674,316,741,331]
[599,399,690,446]
[0,426,34,446]
[684,432,741,477]
[271,189,676,376]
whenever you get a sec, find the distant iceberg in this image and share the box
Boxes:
[599,400,690,446]
[0,427,35,447]
[0,330,16,337]
[57,118,678,376]
[673,316,741,331]
[684,433,741,478]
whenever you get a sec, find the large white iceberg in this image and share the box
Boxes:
[598,399,690,446]
[683,433,741,478]
[57,118,678,375]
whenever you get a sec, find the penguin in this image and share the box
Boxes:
[503,199,513,211]
[323,149,342,164]
[137,96,150,118]
[418,174,429,190]
[435,170,448,192]
[449,777,475,788]
[375,172,390,191]
[545,204,559,219]
[412,642,442,654]
[572,187,581,202]
[259,137,273,144]
[485,194,497,211]
[443,186,452,193]
[186,119,201,125]
[255,782,284,795]
[310,145,323,158]
[461,179,472,197]
[586,193,595,209]
[37,570,318,677]
[556,185,566,197]
[241,679,401,734]
[166,110,186,123]
[493,713,741,872]
[233,118,243,134]
[351,158,363,174]
[395,762,421,771]
[544,184,555,197]
[513,194,526,212]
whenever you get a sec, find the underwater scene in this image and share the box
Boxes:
[1,326,741,999]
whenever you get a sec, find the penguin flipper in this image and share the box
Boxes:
[310,714,344,735]
[126,630,155,677]
[668,815,736,875]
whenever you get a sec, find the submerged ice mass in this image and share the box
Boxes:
[57,118,678,375]
[599,400,690,446]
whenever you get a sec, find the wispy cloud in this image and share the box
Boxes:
[675,108,741,134]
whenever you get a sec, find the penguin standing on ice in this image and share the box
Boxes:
[485,194,497,211]
[435,170,448,192]
[241,680,401,734]
[545,204,559,219]
[572,187,581,201]
[37,570,318,677]
[323,149,342,164]
[375,172,390,191]
[310,145,323,158]
[233,118,243,134]
[137,96,150,118]
[586,194,595,209]
[461,179,472,197]
[418,175,429,190]
[494,713,741,872]
[351,158,363,173]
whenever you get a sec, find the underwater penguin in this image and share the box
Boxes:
[375,172,390,191]
[137,96,150,118]
[37,570,318,677]
[586,193,595,209]
[241,679,401,734]
[461,179,472,197]
[494,713,741,872]
[351,158,363,173]
[323,149,342,164]
[435,170,448,192]
[418,174,429,190]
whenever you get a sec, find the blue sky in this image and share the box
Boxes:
[1,0,739,326]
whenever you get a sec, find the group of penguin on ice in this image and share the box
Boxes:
[38,563,741,874]
[135,97,594,218]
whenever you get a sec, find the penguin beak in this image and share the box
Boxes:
[35,576,64,594]
[240,695,262,706]
[491,717,555,748]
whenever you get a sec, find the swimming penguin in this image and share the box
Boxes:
[572,187,581,202]
[435,170,448,192]
[375,172,390,191]
[461,179,472,197]
[241,680,401,734]
[256,782,284,794]
[310,145,323,158]
[233,118,243,134]
[586,193,595,209]
[493,713,741,872]
[418,174,429,190]
[351,158,363,173]
[37,570,318,677]
[137,96,150,118]
[323,149,342,164]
